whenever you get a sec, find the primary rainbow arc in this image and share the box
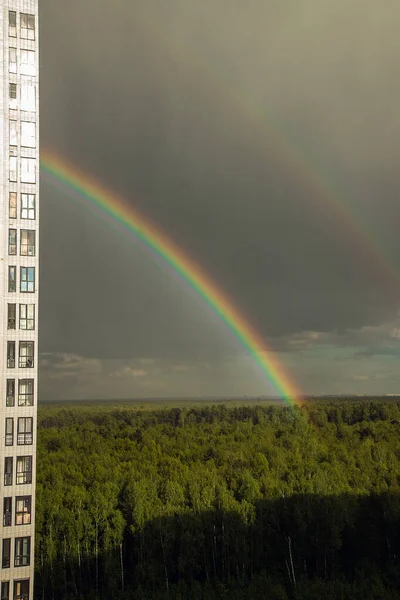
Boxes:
[41,150,301,403]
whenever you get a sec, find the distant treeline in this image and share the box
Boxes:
[35,401,400,599]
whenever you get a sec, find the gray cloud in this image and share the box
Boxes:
[39,352,277,401]
[39,0,400,397]
[268,312,400,358]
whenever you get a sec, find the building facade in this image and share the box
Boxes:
[0,1,39,599]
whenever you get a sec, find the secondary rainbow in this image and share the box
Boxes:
[137,15,400,293]
[41,150,301,403]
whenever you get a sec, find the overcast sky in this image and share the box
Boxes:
[39,0,400,400]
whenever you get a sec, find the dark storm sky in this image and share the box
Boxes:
[39,0,400,399]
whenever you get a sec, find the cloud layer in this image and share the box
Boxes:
[39,0,400,398]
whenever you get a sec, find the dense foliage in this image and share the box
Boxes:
[35,400,400,599]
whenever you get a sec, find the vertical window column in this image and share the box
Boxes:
[5,418,14,446]
[9,83,17,109]
[7,342,15,368]
[2,539,10,569]
[9,154,17,182]
[8,229,17,255]
[8,11,16,37]
[1,581,9,600]
[9,48,17,74]
[8,267,16,293]
[4,458,13,486]
[6,380,15,407]
[9,193,17,219]
[7,304,16,329]
[9,120,17,146]
[3,498,12,527]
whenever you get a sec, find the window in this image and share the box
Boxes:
[7,304,16,330]
[1,581,9,600]
[9,193,17,219]
[9,48,17,74]
[20,50,35,76]
[3,498,12,527]
[8,267,16,293]
[17,418,33,445]
[19,305,35,330]
[16,456,32,485]
[7,342,15,369]
[7,305,16,331]
[19,342,34,368]
[20,230,35,256]
[20,267,35,293]
[9,156,17,182]
[21,79,35,112]
[5,418,14,446]
[21,14,35,40]
[21,122,35,148]
[20,158,36,184]
[13,580,29,600]
[6,380,15,407]
[9,83,17,99]
[14,537,30,567]
[15,497,31,526]
[18,380,34,407]
[8,229,17,255]
[9,121,17,145]
[4,458,13,486]
[9,121,17,146]
[2,539,10,569]
[9,11,16,36]
[21,194,35,220]
[9,81,17,103]
[9,83,17,109]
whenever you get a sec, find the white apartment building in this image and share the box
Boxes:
[0,2,39,599]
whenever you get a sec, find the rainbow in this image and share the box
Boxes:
[41,150,301,403]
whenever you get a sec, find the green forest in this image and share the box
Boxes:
[35,400,400,599]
